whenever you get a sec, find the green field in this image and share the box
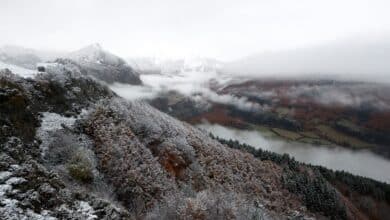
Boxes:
[250,121,375,149]
[316,125,375,149]
[271,128,302,141]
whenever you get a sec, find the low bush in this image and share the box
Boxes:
[67,154,94,183]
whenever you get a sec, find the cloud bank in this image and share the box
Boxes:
[223,35,390,83]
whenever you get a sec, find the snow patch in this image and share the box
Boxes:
[36,112,77,157]
[76,201,98,220]
[68,44,123,66]
[0,171,12,183]
[5,177,26,186]
[0,184,12,197]
[1,181,58,219]
[0,61,36,78]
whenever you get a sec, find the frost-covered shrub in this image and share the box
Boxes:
[145,190,270,220]
[82,98,314,218]
[67,153,94,183]
[0,71,39,144]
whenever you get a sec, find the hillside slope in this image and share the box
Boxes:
[0,64,389,219]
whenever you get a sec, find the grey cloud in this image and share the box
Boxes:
[223,36,390,83]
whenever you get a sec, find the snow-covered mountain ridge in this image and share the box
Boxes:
[68,43,126,66]
[0,44,142,85]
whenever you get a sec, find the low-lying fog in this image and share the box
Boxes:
[223,36,390,83]
[198,123,390,183]
[110,70,235,101]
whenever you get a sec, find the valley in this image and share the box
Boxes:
[2,1,390,219]
[144,78,390,160]
[1,43,389,219]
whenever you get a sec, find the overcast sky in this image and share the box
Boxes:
[1,0,389,60]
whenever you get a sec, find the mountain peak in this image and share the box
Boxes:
[65,44,142,84]
[91,42,102,49]
[68,43,123,65]
[82,43,103,52]
[73,43,104,56]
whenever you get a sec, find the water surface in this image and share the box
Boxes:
[198,123,390,183]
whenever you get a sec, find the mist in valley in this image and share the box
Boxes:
[109,69,390,183]
[2,1,390,218]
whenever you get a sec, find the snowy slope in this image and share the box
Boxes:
[66,44,142,84]
[0,61,36,78]
[0,45,65,68]
[68,43,125,66]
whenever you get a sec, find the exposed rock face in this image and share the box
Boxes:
[1,65,389,219]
